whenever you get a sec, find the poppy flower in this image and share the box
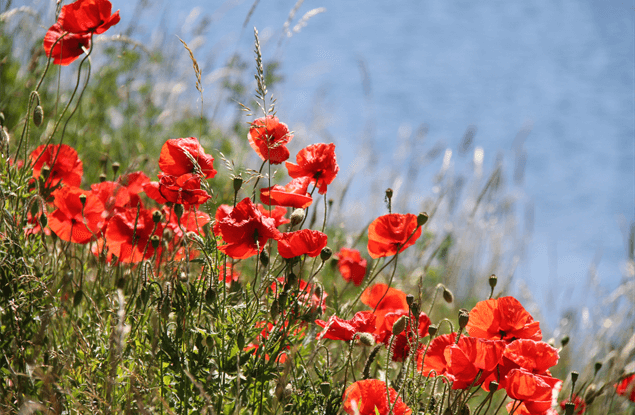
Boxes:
[361,283,409,312]
[58,0,121,35]
[505,369,561,414]
[343,380,412,415]
[256,204,290,228]
[157,173,211,206]
[213,197,282,259]
[336,248,367,286]
[315,311,376,342]
[91,171,150,223]
[43,23,91,66]
[277,229,328,258]
[260,176,313,209]
[30,144,83,188]
[616,374,635,402]
[105,206,163,263]
[367,213,422,259]
[158,137,217,179]
[285,143,339,195]
[248,115,293,164]
[47,186,104,243]
[466,296,542,342]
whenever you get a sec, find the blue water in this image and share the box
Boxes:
[16,0,635,325]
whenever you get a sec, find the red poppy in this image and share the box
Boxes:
[367,213,422,259]
[259,176,313,209]
[248,115,293,164]
[315,311,376,342]
[48,186,104,243]
[30,144,83,188]
[91,171,150,223]
[256,204,290,228]
[213,197,282,259]
[43,23,91,66]
[285,143,339,195]
[218,262,241,285]
[343,380,412,415]
[158,137,217,179]
[105,206,163,263]
[58,0,121,35]
[466,296,542,342]
[158,173,211,206]
[559,395,587,415]
[361,283,409,312]
[616,374,635,402]
[277,229,328,258]
[336,248,367,286]
[505,369,561,414]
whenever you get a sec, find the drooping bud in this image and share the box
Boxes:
[417,212,429,227]
[39,214,47,228]
[313,284,323,300]
[320,246,332,261]
[357,332,375,347]
[270,298,279,320]
[561,336,570,348]
[30,200,40,217]
[259,249,269,267]
[174,203,184,219]
[33,105,44,127]
[290,208,305,227]
[236,332,245,350]
[584,383,597,405]
[442,286,454,303]
[392,315,408,336]
[284,272,297,291]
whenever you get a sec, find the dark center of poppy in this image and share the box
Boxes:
[499,330,506,340]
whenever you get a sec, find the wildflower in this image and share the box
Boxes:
[285,143,339,195]
[256,204,290,228]
[277,229,328,258]
[315,311,376,342]
[342,379,412,415]
[58,0,121,35]
[43,23,91,66]
[48,186,104,243]
[157,173,211,206]
[104,206,163,263]
[336,248,367,286]
[247,115,293,164]
[259,176,313,209]
[361,283,409,312]
[367,213,422,259]
[158,137,217,179]
[91,171,150,224]
[615,374,635,402]
[213,197,282,259]
[505,369,562,414]
[466,296,542,342]
[30,144,83,188]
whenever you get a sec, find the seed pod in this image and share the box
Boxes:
[150,235,160,249]
[417,212,429,227]
[406,294,414,307]
[428,325,438,337]
[270,298,279,320]
[233,176,243,193]
[79,193,87,207]
[319,382,331,396]
[458,311,470,330]
[33,105,44,127]
[152,210,163,223]
[489,274,498,289]
[99,173,107,182]
[320,246,332,261]
[564,401,575,415]
[111,162,120,176]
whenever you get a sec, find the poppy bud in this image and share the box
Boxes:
[73,290,83,307]
[259,249,269,267]
[99,173,107,182]
[314,283,323,299]
[284,273,297,291]
[233,176,243,193]
[40,165,50,179]
[428,325,438,337]
[357,332,375,346]
[33,105,44,127]
[152,211,163,224]
[442,286,454,303]
[561,335,570,348]
[584,383,597,404]
[489,274,498,289]
[111,162,120,176]
[594,361,602,374]
[79,193,87,207]
[30,200,40,217]
[39,214,47,228]
[205,287,216,305]
[458,311,469,330]
[174,203,184,219]
[270,298,279,320]
[385,188,393,199]
[277,292,287,309]
[417,212,429,227]
[564,402,575,415]
[406,294,414,307]
[320,246,332,261]
[320,382,331,396]
[392,315,408,336]
[290,208,305,226]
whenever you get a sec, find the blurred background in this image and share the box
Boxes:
[2,0,634,336]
